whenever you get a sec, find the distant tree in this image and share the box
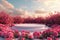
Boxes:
[35,17,46,24]
[23,17,35,23]
[45,13,60,27]
[13,16,24,24]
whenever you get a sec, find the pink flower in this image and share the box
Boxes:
[55,38,58,40]
[47,37,52,40]
[14,30,20,38]
[33,32,40,38]
[8,32,14,38]
[21,32,26,37]
[53,31,58,37]
[21,38,25,40]
[28,35,33,39]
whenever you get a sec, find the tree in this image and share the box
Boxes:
[0,11,14,27]
[13,16,24,24]
[35,17,45,24]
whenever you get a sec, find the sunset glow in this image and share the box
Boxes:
[0,0,60,17]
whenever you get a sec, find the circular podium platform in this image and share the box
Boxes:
[12,24,49,32]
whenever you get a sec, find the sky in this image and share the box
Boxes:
[7,0,60,11]
[7,0,45,11]
[0,0,60,17]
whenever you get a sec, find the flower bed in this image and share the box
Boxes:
[1,11,60,40]
[0,24,60,40]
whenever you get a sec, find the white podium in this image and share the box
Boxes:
[12,24,49,32]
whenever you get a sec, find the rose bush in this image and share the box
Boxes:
[0,11,14,27]
[0,24,60,40]
[35,17,46,24]
[23,17,35,23]
[13,16,24,24]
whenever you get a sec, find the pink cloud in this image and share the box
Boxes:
[2,0,14,9]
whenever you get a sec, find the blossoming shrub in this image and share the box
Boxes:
[45,13,60,27]
[23,17,35,23]
[13,30,20,38]
[0,11,14,27]
[42,29,58,39]
[13,16,24,24]
[35,17,46,24]
[33,31,41,39]
[50,13,60,24]
[0,24,60,40]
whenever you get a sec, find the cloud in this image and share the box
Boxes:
[0,0,54,18]
[0,0,26,15]
[33,8,52,18]
[46,0,60,11]
[0,4,6,10]
[44,0,56,6]
[33,0,60,11]
[44,0,60,11]
[0,0,14,11]
[0,0,51,18]
[1,0,14,9]
[11,9,26,15]
[34,9,51,15]
[34,0,54,2]
[35,10,46,14]
[33,0,48,3]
